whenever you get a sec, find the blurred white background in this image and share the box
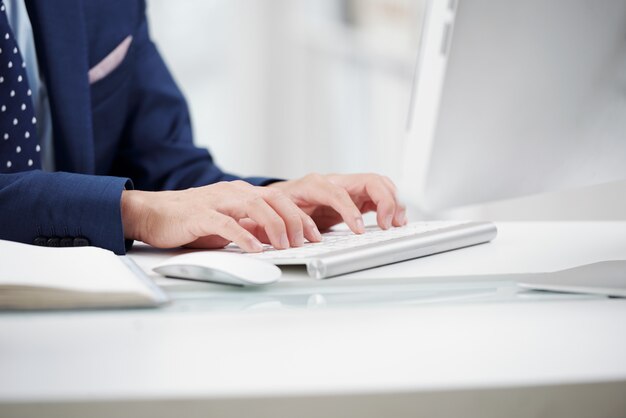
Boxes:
[147,0,626,221]
[147,0,424,181]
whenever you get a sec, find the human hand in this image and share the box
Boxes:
[120,181,322,252]
[268,173,407,234]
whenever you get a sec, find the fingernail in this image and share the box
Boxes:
[249,239,264,253]
[400,212,408,225]
[385,215,393,229]
[280,233,290,249]
[355,217,365,233]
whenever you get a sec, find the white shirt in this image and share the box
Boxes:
[5,0,55,171]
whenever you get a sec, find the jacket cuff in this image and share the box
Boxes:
[0,171,133,255]
[63,174,133,255]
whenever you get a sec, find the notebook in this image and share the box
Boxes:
[0,239,169,310]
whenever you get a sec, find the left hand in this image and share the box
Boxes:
[267,173,407,235]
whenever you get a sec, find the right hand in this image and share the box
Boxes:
[121,181,322,252]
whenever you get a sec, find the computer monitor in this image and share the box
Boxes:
[402,0,626,213]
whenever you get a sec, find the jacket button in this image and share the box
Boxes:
[46,237,61,247]
[60,237,74,247]
[73,237,90,247]
[33,237,47,246]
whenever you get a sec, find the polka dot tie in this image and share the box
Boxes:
[0,1,40,173]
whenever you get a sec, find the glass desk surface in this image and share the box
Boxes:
[155,272,606,314]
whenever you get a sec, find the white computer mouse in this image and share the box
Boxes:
[153,252,281,286]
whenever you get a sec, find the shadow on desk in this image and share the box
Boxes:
[3,380,625,418]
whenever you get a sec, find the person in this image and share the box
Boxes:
[0,0,406,255]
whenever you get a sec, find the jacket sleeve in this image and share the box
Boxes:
[108,0,278,191]
[0,171,131,254]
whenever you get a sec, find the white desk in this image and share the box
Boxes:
[1,222,626,418]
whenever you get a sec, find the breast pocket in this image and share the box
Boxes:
[89,35,135,110]
[89,36,136,174]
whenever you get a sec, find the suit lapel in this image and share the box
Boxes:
[25,0,94,173]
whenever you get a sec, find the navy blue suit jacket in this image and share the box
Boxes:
[0,0,273,254]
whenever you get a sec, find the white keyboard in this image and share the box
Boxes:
[251,221,468,261]
[231,221,498,279]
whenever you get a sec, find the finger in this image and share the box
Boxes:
[380,175,399,196]
[378,176,407,226]
[261,189,306,247]
[193,211,264,253]
[394,204,408,226]
[365,177,397,230]
[300,211,322,242]
[243,212,321,244]
[185,235,232,249]
[239,218,271,244]
[246,196,290,250]
[382,177,409,226]
[312,179,365,234]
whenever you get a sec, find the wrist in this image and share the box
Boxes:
[121,190,148,241]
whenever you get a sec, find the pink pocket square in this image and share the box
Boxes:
[88,35,133,84]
